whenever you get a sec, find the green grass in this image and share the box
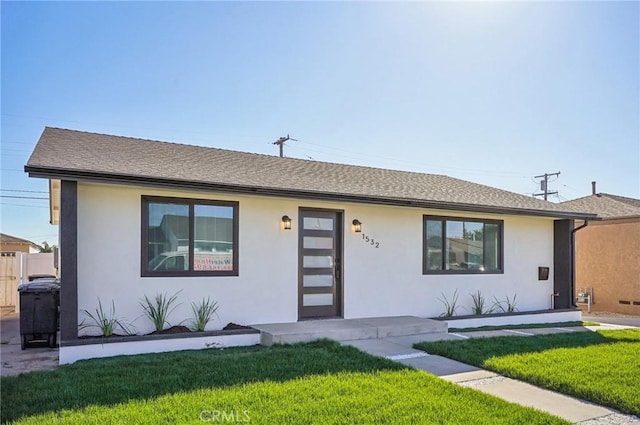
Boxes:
[448,320,598,332]
[415,329,640,416]
[0,340,569,424]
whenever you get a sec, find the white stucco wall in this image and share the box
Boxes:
[76,182,557,335]
[343,204,556,319]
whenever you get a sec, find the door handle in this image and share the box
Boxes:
[334,258,341,281]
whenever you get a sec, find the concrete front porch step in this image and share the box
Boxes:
[250,316,447,346]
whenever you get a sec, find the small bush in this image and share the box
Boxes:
[470,290,492,315]
[437,289,463,317]
[190,297,219,332]
[492,294,518,313]
[79,298,135,336]
[140,290,182,332]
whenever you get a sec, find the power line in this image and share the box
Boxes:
[0,140,34,145]
[560,184,583,197]
[1,112,545,181]
[1,148,31,152]
[296,138,535,178]
[0,195,48,200]
[0,189,48,193]
[2,112,539,179]
[0,203,49,209]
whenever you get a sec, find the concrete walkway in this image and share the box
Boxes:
[583,313,640,328]
[1,312,59,377]
[341,326,640,425]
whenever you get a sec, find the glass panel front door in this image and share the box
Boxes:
[299,209,342,319]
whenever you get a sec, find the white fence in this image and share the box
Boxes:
[0,252,56,308]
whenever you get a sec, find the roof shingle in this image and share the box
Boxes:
[26,127,596,219]
[561,193,640,219]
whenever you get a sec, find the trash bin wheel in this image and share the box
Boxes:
[21,334,28,350]
[48,333,56,348]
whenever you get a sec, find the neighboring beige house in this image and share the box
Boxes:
[562,190,640,315]
[0,233,42,254]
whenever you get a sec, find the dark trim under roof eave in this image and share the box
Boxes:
[25,166,598,220]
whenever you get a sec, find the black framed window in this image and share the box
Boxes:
[142,196,239,277]
[423,215,503,274]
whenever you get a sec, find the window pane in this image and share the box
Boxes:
[194,205,234,271]
[303,293,333,306]
[446,221,485,271]
[463,222,484,270]
[303,274,334,287]
[425,220,443,270]
[303,237,333,249]
[148,203,189,272]
[445,221,463,270]
[303,217,333,231]
[485,223,500,271]
[303,256,333,268]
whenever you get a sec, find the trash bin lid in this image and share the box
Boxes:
[28,274,57,282]
[18,278,60,292]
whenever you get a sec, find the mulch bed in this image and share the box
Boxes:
[222,322,253,331]
[79,323,254,339]
[148,325,193,335]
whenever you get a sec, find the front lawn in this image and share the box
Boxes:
[1,340,569,424]
[415,329,640,416]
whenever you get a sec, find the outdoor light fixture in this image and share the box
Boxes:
[282,215,292,230]
[352,219,362,233]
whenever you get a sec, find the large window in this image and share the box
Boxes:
[142,196,238,277]
[423,215,503,274]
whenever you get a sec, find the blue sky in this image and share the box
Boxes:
[2,1,638,246]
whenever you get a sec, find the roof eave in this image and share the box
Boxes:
[25,166,598,221]
[601,214,640,221]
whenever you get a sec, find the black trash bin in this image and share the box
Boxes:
[18,279,60,350]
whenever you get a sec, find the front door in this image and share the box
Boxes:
[298,209,342,319]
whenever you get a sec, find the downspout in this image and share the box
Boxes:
[570,220,589,308]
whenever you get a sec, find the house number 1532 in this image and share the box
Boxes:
[361,234,380,248]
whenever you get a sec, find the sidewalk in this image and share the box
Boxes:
[341,325,640,425]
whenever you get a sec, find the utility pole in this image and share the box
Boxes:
[273,134,298,158]
[533,171,561,200]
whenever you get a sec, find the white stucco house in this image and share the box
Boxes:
[26,128,595,361]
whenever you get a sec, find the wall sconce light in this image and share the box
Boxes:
[352,219,362,233]
[538,266,550,281]
[281,215,292,230]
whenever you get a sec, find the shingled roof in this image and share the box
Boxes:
[26,127,596,219]
[561,193,640,219]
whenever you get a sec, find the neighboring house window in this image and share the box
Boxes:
[423,215,503,274]
[141,196,239,277]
